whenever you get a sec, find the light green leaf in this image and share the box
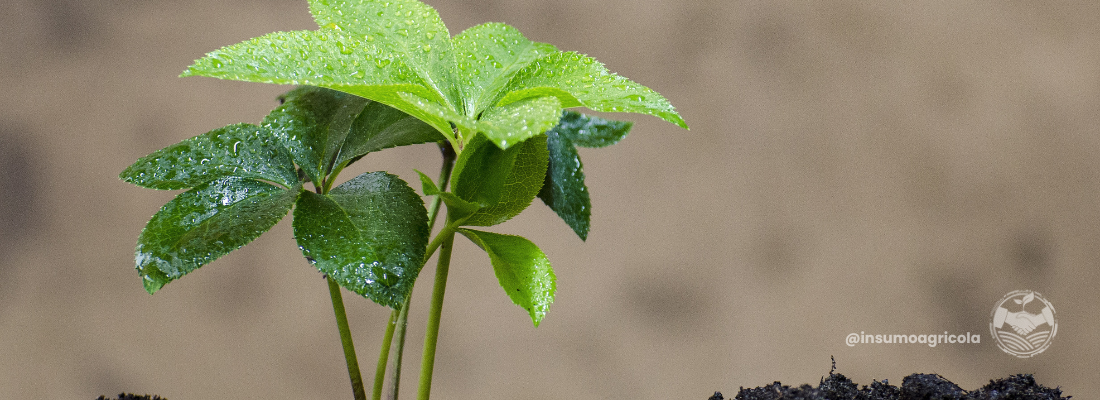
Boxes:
[120,123,299,190]
[538,111,633,240]
[181,29,456,140]
[292,172,429,308]
[458,229,555,326]
[308,0,459,108]
[496,51,688,129]
[263,86,368,183]
[136,178,300,294]
[399,92,560,149]
[453,23,558,116]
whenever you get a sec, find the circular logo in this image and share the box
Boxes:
[990,290,1057,357]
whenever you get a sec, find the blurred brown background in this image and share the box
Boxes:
[2,0,1097,398]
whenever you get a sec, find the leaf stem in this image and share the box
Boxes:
[327,275,367,400]
[417,225,455,400]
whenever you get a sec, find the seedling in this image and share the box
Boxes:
[121,0,686,399]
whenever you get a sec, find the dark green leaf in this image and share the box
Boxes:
[136,177,300,293]
[458,229,555,326]
[120,123,298,190]
[537,111,633,240]
[551,110,633,148]
[263,86,368,184]
[292,172,429,308]
[334,100,444,167]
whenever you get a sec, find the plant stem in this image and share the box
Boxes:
[386,292,412,400]
[376,141,456,400]
[372,311,398,400]
[327,276,367,400]
[416,225,456,400]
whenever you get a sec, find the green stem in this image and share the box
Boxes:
[376,142,456,400]
[417,221,456,400]
[372,311,398,400]
[387,291,412,400]
[327,276,367,400]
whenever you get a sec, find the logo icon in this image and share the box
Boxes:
[990,290,1057,357]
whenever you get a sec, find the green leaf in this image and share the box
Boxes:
[538,111,633,240]
[398,92,561,149]
[292,172,429,308]
[458,229,555,326]
[182,0,687,153]
[307,0,460,108]
[136,177,300,293]
[496,51,688,129]
[553,110,634,148]
[182,29,456,141]
[334,100,444,167]
[452,23,558,117]
[450,134,549,226]
[120,123,298,190]
[263,86,368,184]
[449,133,519,206]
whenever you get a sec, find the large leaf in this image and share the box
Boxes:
[120,123,298,190]
[263,86,368,184]
[538,111,633,240]
[452,23,558,117]
[181,29,455,140]
[458,229,555,326]
[292,172,429,308]
[450,133,549,226]
[136,177,300,294]
[182,0,686,152]
[307,0,459,108]
[334,100,444,167]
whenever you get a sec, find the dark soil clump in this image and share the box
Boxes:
[96,394,167,400]
[712,372,1069,400]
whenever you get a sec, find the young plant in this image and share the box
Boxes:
[121,0,686,399]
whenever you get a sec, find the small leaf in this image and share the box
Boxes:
[496,51,688,129]
[416,169,441,195]
[136,178,300,293]
[450,134,549,227]
[552,110,633,148]
[263,86,368,184]
[120,123,298,190]
[538,111,634,240]
[459,229,555,326]
[293,172,429,308]
[1021,292,1035,306]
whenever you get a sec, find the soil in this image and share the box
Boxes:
[715,372,1070,400]
[96,394,166,400]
